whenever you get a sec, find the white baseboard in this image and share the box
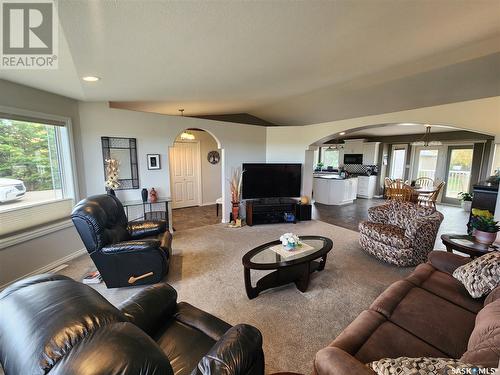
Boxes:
[0,248,87,290]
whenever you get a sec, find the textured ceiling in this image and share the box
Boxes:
[1,1,499,125]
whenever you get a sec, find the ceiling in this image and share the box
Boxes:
[317,123,494,145]
[341,124,459,138]
[1,1,500,125]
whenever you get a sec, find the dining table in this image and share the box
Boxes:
[409,185,439,202]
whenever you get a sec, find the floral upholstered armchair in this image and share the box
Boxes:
[359,201,444,266]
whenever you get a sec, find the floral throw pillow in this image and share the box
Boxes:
[452,252,500,298]
[368,357,479,375]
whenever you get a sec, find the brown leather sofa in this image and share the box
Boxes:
[314,251,500,374]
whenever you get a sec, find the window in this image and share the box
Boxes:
[320,147,340,168]
[389,145,407,179]
[416,149,439,180]
[0,112,76,238]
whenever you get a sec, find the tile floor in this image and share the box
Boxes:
[313,198,469,249]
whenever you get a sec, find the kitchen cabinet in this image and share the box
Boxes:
[341,140,379,165]
[313,176,358,205]
[343,139,364,155]
[357,175,377,199]
[362,142,380,165]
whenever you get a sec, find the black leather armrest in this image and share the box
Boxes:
[101,240,161,254]
[50,322,174,375]
[174,302,232,341]
[194,324,264,375]
[128,220,167,239]
[119,283,178,336]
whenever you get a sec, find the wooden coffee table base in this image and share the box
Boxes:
[244,255,327,299]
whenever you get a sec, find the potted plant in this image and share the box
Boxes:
[229,168,243,223]
[470,209,499,245]
[315,162,324,171]
[105,158,120,196]
[458,192,473,212]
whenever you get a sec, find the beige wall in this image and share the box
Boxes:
[174,130,222,205]
[77,102,266,223]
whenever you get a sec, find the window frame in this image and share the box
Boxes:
[0,105,79,248]
[320,147,340,168]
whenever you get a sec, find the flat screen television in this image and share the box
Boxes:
[242,163,301,199]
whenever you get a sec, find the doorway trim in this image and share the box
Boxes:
[442,144,474,205]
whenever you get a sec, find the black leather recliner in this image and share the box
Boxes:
[0,274,265,375]
[71,194,172,288]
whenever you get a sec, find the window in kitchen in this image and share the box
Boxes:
[321,147,340,168]
[0,113,76,237]
[389,146,407,179]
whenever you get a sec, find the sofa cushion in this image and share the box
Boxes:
[386,201,437,229]
[460,299,500,368]
[368,357,477,375]
[359,222,411,248]
[331,310,447,364]
[370,280,476,358]
[155,320,216,375]
[453,252,500,298]
[484,286,500,306]
[406,263,484,314]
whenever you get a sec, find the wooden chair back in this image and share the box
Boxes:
[387,179,413,202]
[415,177,435,189]
[418,181,445,208]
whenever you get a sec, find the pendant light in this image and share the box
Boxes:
[411,124,442,147]
[178,109,195,140]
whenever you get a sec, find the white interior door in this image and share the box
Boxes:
[169,141,201,209]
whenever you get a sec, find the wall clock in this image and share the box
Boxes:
[207,150,220,164]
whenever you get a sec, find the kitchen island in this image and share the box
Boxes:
[313,175,358,205]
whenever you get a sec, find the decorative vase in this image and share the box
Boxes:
[107,188,116,197]
[232,202,239,221]
[283,243,297,251]
[474,229,497,245]
[461,200,472,212]
[149,188,158,203]
[141,188,148,203]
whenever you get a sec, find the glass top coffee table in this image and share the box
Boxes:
[242,236,333,299]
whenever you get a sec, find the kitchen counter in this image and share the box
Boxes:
[313,176,358,205]
[314,175,348,180]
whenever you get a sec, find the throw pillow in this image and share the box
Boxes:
[452,252,500,298]
[368,357,479,375]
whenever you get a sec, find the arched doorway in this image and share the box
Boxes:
[305,122,494,205]
[169,128,225,227]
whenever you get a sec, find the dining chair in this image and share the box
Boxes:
[418,181,445,208]
[415,177,435,188]
[387,179,413,202]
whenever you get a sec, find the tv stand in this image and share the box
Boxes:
[246,199,298,226]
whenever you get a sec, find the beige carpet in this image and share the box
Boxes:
[58,220,412,374]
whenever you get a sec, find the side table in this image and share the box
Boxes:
[440,234,497,258]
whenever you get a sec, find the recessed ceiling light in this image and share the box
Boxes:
[339,132,345,135]
[82,76,100,82]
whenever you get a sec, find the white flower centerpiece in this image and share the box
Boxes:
[279,233,302,251]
